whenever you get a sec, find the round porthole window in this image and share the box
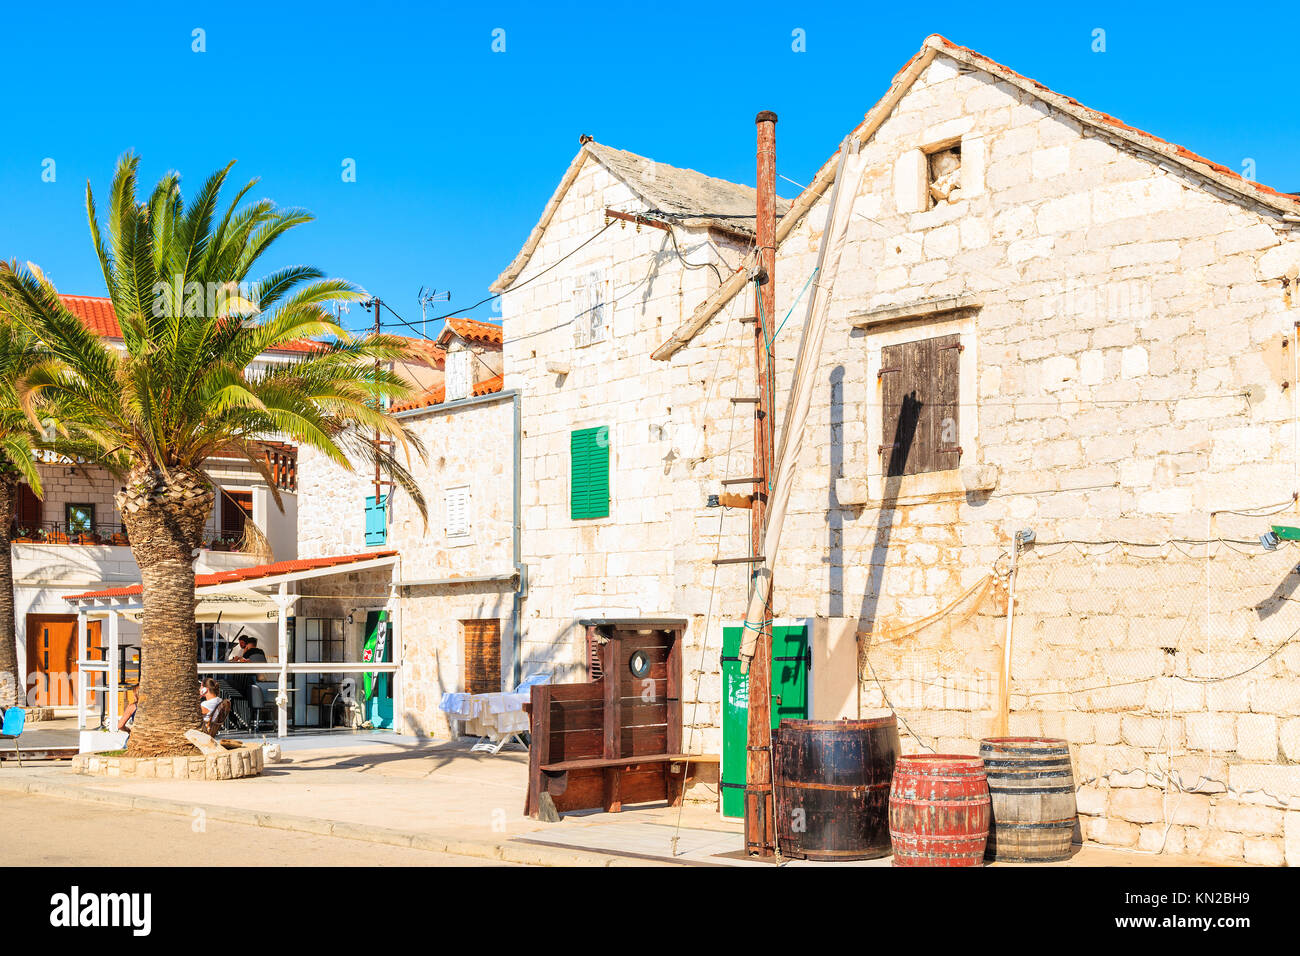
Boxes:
[628,650,651,679]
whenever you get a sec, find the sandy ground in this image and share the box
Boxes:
[0,791,516,866]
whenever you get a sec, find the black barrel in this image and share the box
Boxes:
[774,716,900,860]
[979,737,1078,862]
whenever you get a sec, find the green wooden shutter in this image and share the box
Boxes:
[720,623,810,819]
[570,427,610,520]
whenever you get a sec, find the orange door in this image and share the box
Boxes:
[25,614,101,708]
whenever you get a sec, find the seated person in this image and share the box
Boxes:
[198,678,224,735]
[118,685,141,737]
[227,635,268,697]
[231,635,267,665]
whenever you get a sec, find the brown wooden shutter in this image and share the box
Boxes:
[881,339,926,477]
[880,334,961,477]
[931,334,962,472]
[462,619,502,695]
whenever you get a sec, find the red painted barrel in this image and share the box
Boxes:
[888,754,990,867]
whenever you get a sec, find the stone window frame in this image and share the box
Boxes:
[858,301,981,501]
[893,120,987,217]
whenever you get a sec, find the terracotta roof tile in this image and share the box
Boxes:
[390,371,504,413]
[438,317,504,347]
[57,295,324,354]
[64,550,398,602]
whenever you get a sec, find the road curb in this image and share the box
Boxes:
[0,774,671,867]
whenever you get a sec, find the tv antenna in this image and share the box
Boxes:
[417,287,451,338]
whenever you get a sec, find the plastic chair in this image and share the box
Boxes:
[249,685,276,733]
[1,707,26,766]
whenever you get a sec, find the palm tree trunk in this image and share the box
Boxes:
[0,477,19,710]
[117,467,214,756]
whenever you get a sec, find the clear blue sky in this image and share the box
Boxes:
[1,1,1294,337]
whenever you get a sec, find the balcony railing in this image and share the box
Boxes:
[11,520,130,547]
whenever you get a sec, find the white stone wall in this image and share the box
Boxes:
[499,56,1300,858]
[498,153,753,756]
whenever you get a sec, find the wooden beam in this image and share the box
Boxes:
[604,208,670,231]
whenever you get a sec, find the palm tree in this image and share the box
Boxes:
[0,319,119,710]
[0,154,425,755]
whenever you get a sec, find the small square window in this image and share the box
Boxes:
[66,504,95,535]
[927,144,962,206]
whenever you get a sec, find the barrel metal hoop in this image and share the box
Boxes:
[989,819,1076,829]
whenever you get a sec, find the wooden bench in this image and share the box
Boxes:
[525,624,719,820]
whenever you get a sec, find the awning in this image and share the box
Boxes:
[64,550,399,620]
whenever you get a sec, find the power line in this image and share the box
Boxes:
[426,219,619,325]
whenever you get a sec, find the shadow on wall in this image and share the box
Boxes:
[852,392,922,688]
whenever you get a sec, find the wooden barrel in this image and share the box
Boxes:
[979,737,1077,862]
[773,716,900,861]
[888,754,990,867]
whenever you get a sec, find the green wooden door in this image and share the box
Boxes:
[720,623,809,819]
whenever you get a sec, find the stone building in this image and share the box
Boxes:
[646,35,1300,863]
[491,139,793,757]
[296,35,1300,862]
[295,322,514,738]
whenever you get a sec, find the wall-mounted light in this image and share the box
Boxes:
[1015,528,1035,547]
[1261,532,1280,551]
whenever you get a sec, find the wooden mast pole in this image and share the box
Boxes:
[745,110,778,858]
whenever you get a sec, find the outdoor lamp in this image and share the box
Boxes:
[1261,531,1281,551]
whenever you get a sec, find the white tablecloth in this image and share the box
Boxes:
[439,691,530,736]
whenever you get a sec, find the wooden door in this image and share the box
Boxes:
[220,489,252,541]
[25,614,101,707]
[462,619,501,695]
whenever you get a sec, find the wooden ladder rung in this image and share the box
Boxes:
[712,556,764,565]
[730,397,761,404]
[721,477,762,486]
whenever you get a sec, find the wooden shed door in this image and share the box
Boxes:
[463,619,502,695]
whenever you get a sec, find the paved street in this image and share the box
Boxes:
[0,792,516,867]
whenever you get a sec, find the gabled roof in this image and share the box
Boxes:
[64,550,398,602]
[650,34,1300,360]
[58,294,325,354]
[436,317,504,348]
[490,140,792,293]
[390,372,504,414]
[393,336,446,369]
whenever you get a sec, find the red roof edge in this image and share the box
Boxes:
[64,550,398,602]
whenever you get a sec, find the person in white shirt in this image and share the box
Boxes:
[198,679,223,733]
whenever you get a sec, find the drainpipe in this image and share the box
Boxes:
[511,390,526,688]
